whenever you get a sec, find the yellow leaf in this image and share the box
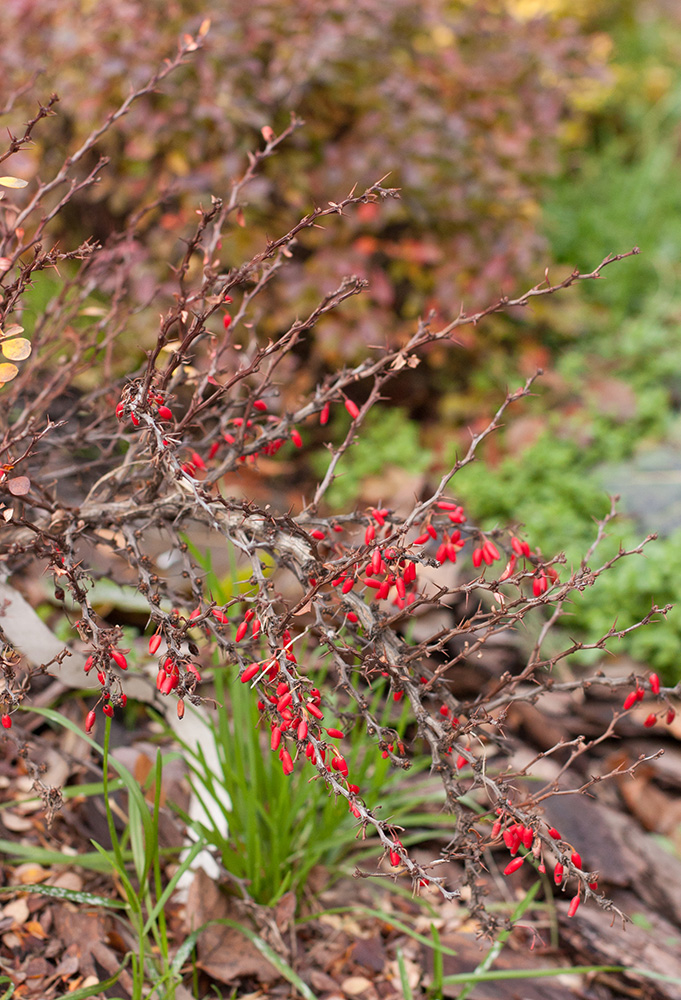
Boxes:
[1,339,31,361]
[0,363,18,382]
[0,177,28,189]
[3,325,23,337]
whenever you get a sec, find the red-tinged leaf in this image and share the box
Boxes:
[8,476,30,496]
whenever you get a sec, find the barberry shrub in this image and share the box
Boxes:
[0,29,668,934]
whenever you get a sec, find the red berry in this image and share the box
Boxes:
[622,690,638,711]
[280,749,294,775]
[344,397,360,420]
[567,895,580,918]
[644,713,657,728]
[110,650,128,670]
[320,402,330,425]
[235,620,249,643]
[157,405,173,421]
[85,709,96,733]
[1,714,11,730]
[176,699,185,719]
[649,673,661,695]
[253,399,268,411]
[240,662,260,684]
[554,863,564,886]
[547,827,561,840]
[310,529,326,541]
[102,704,114,718]
[148,634,162,655]
[83,655,94,674]
[503,857,524,876]
[291,429,303,448]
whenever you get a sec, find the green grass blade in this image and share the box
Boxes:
[441,965,624,986]
[0,884,126,908]
[0,838,113,871]
[58,957,128,998]
[430,922,443,997]
[397,948,415,1000]
[142,838,205,936]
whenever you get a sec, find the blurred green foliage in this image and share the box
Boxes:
[311,407,432,510]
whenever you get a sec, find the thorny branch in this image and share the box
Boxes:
[0,33,666,930]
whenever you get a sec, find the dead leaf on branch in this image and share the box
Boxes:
[8,477,31,496]
[0,363,18,382]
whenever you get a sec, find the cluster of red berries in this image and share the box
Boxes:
[492,814,596,917]
[622,671,675,728]
[82,646,129,732]
[115,388,173,427]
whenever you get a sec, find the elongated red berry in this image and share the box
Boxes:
[157,405,173,421]
[271,726,282,751]
[83,655,94,674]
[281,749,294,775]
[326,727,344,739]
[504,857,524,876]
[310,529,326,541]
[1,714,11,730]
[554,863,564,885]
[644,713,657,728]
[364,524,375,545]
[649,673,661,695]
[102,704,114,718]
[111,650,128,670]
[223,313,232,329]
[320,402,330,425]
[389,846,401,867]
[344,398,360,419]
[253,399,268,411]
[567,895,580,918]
[148,634,162,655]
[235,620,248,643]
[85,709,96,733]
[623,690,638,711]
[176,699,185,720]
[547,827,561,840]
[240,662,260,684]
[570,851,582,870]
[306,702,324,720]
[115,402,125,419]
